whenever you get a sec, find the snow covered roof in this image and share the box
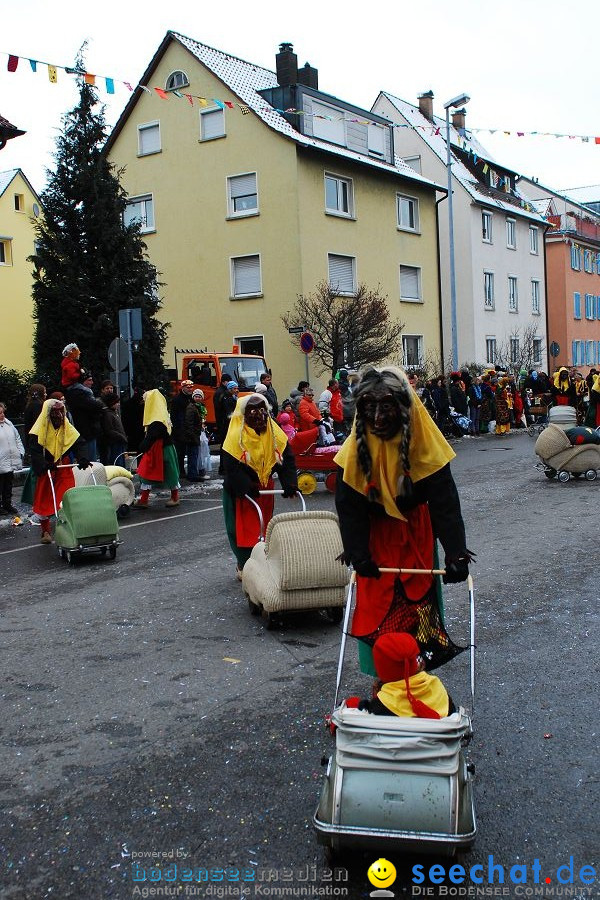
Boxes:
[0,169,18,197]
[108,32,442,192]
[378,92,546,224]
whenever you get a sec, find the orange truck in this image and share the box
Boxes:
[171,346,270,434]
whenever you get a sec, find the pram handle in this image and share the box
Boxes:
[379,567,446,575]
[243,489,306,541]
[46,463,97,517]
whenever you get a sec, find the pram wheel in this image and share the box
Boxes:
[558,470,570,483]
[109,545,117,560]
[544,468,557,479]
[585,469,598,481]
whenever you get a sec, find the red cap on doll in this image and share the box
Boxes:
[372,633,420,683]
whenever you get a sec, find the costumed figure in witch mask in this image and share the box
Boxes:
[135,390,181,509]
[222,393,298,580]
[26,399,90,544]
[551,367,577,407]
[334,365,474,676]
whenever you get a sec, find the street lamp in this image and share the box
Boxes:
[444,92,470,370]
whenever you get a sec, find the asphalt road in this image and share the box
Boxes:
[0,433,598,900]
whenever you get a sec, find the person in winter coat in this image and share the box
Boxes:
[449,372,469,416]
[298,387,335,445]
[170,380,194,477]
[337,369,355,433]
[259,373,278,417]
[551,367,577,407]
[183,389,208,481]
[467,377,483,436]
[27,399,90,543]
[584,373,600,428]
[135,390,181,509]
[60,343,82,389]
[334,365,473,677]
[276,412,297,440]
[22,384,47,440]
[65,371,103,461]
[328,380,345,430]
[222,394,298,579]
[100,393,128,466]
[0,402,25,514]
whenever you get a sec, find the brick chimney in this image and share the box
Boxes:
[297,61,319,90]
[452,108,467,131]
[418,91,434,120]
[276,43,298,87]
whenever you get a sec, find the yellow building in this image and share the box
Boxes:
[0,168,41,369]
[106,34,445,391]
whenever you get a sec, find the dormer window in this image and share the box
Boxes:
[165,70,189,91]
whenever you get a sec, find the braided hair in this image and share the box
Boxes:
[353,366,413,500]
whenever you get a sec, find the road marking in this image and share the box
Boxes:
[0,504,224,555]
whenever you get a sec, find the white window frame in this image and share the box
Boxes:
[137,121,161,156]
[584,249,593,273]
[585,293,596,320]
[571,245,581,271]
[533,338,542,365]
[531,279,541,315]
[402,334,423,369]
[0,238,12,265]
[367,123,386,157]
[230,254,262,299]
[529,225,539,255]
[312,100,346,147]
[227,172,258,218]
[328,254,356,296]
[399,265,422,303]
[324,173,354,218]
[485,337,497,365]
[123,195,155,233]
[397,194,420,233]
[508,275,518,312]
[506,217,516,249]
[165,70,189,91]
[484,271,495,309]
[482,211,493,243]
[14,193,24,213]
[200,107,226,142]
[402,155,421,174]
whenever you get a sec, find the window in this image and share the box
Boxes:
[124,195,155,233]
[506,218,516,249]
[165,70,189,91]
[571,244,581,271]
[402,156,421,174]
[484,271,495,309]
[397,195,420,232]
[200,107,225,141]
[0,239,12,265]
[328,254,356,295]
[531,279,540,315]
[584,250,593,273]
[596,252,600,275]
[399,265,421,302]
[227,173,258,217]
[14,193,24,212]
[586,340,595,365]
[324,174,353,217]
[571,340,584,366]
[231,254,262,298]
[585,294,596,320]
[529,225,539,254]
[508,276,518,312]
[402,334,423,368]
[367,123,385,157]
[233,335,265,358]
[482,211,493,242]
[533,338,542,365]
[573,292,581,319]
[312,100,345,146]
[486,337,497,365]
[510,337,520,363]
[137,122,160,156]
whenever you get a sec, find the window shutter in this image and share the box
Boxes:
[233,256,260,296]
[139,124,160,154]
[573,292,581,319]
[328,255,354,294]
[230,173,256,199]
[400,265,420,299]
[312,102,345,146]
[202,109,224,140]
[368,123,385,156]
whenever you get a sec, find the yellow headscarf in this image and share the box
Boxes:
[222,394,288,487]
[334,383,455,521]
[377,672,450,718]
[29,399,80,462]
[592,373,600,395]
[553,367,569,389]
[142,390,172,434]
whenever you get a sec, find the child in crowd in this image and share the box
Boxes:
[60,343,82,389]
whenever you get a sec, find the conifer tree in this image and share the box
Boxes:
[30,67,167,390]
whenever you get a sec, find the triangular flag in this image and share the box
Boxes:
[124,81,133,92]
[517,132,524,137]
[105,77,115,94]
[212,100,225,109]
[154,87,168,99]
[48,65,58,83]
[173,90,182,98]
[84,73,96,86]
[239,105,250,115]
[483,163,489,174]
[197,97,209,106]
[184,94,194,105]
[7,55,19,72]
[224,101,234,109]
[29,59,37,72]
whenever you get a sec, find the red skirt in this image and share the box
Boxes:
[32,458,75,518]
[234,477,275,547]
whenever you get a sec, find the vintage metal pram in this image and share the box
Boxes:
[534,423,600,482]
[313,569,476,859]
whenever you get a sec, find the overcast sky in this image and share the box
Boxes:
[2,0,599,201]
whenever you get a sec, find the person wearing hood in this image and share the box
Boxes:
[183,389,208,481]
[0,401,25,515]
[135,390,181,508]
[584,372,600,428]
[334,365,473,677]
[27,399,90,543]
[65,370,103,461]
[222,393,298,580]
[551,367,577,407]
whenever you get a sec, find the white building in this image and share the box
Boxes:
[372,91,548,371]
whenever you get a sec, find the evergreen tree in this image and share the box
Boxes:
[30,68,167,390]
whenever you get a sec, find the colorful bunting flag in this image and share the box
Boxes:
[105,77,114,94]
[29,59,37,72]
[239,105,250,115]
[224,101,234,109]
[84,73,96,86]
[154,87,168,99]
[184,94,194,105]
[7,54,18,72]
[48,64,57,83]
[124,81,133,92]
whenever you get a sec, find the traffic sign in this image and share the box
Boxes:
[287,326,305,335]
[299,331,315,354]
[549,341,560,357]
[108,337,129,371]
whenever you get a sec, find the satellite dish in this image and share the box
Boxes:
[32,203,40,217]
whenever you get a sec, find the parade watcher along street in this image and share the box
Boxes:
[0,432,597,898]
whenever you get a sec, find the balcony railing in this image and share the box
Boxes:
[547,213,600,243]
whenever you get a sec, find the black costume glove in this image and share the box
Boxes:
[443,555,471,584]
[354,558,381,579]
[313,419,322,427]
[282,487,297,499]
[77,458,91,470]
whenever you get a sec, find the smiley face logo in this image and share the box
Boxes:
[367,858,397,889]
